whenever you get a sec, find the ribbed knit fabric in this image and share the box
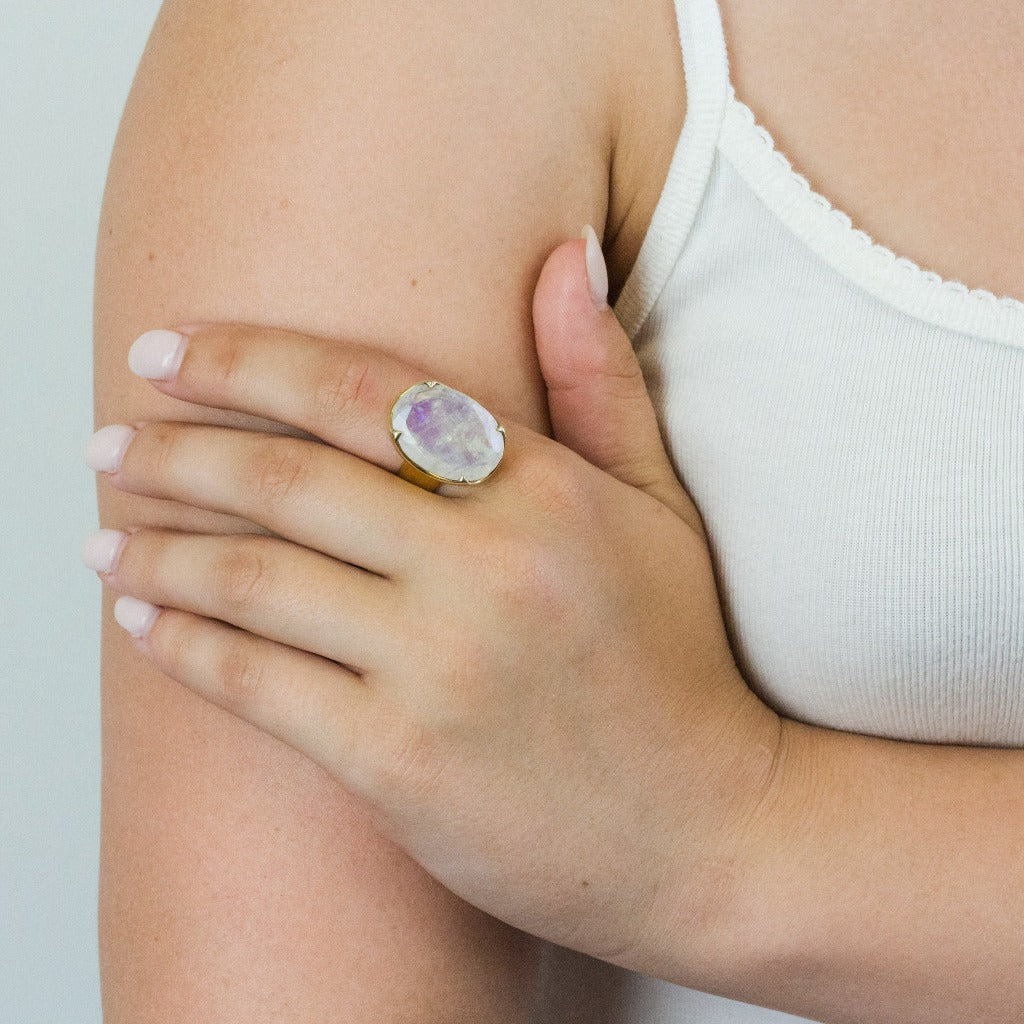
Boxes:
[596,0,1024,1020]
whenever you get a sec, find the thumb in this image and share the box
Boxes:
[532,226,705,536]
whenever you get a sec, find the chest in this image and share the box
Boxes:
[718,0,1024,304]
[635,155,1024,744]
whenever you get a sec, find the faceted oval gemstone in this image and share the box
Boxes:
[389,381,505,484]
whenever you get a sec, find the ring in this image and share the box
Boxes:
[388,381,506,492]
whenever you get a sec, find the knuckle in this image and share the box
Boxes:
[477,525,568,615]
[594,334,647,387]
[205,328,250,396]
[217,634,266,709]
[248,437,311,509]
[119,529,170,590]
[392,589,485,701]
[516,446,590,523]
[144,605,185,672]
[212,544,270,608]
[138,421,187,485]
[311,353,373,432]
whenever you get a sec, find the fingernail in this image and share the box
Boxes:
[85,424,136,473]
[81,529,128,574]
[128,329,188,380]
[113,595,160,638]
[581,224,609,311]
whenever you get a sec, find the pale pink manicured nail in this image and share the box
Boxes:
[113,595,160,638]
[128,329,188,380]
[581,224,609,310]
[85,424,136,473]
[81,529,128,574]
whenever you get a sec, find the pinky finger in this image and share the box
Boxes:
[113,595,375,791]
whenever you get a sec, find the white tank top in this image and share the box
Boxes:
[574,0,1024,1019]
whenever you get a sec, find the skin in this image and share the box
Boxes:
[720,0,1024,303]
[88,244,1024,1024]
[88,283,780,974]
[92,1,648,1017]
[91,0,1024,1018]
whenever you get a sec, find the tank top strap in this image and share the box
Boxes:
[613,0,731,340]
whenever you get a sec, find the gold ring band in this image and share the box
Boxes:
[396,459,444,492]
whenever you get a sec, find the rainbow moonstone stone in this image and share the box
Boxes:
[389,381,505,484]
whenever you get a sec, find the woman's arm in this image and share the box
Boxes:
[655,715,1024,1023]
[93,0,647,1017]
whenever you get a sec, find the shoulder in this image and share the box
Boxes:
[135,0,680,303]
[118,0,689,363]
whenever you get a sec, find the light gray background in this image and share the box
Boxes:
[2,3,164,1020]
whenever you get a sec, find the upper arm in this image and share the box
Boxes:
[94,0,621,1018]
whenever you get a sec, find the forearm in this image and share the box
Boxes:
[704,714,1024,1023]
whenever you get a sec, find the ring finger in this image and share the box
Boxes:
[91,420,443,578]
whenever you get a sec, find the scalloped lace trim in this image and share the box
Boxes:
[726,86,1024,316]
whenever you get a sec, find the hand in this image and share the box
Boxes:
[82,234,782,975]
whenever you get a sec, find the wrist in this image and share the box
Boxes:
[686,713,828,1007]
[621,668,792,991]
